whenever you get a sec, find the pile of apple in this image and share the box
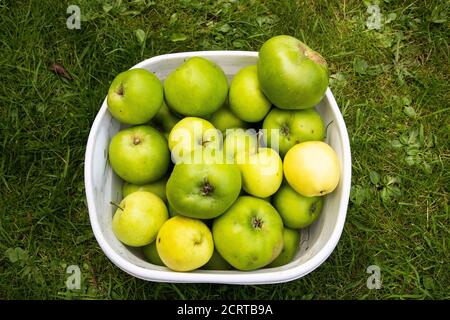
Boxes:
[106,35,340,272]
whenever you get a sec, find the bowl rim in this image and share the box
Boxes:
[84,50,352,284]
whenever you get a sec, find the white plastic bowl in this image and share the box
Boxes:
[84,51,351,284]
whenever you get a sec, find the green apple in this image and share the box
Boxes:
[107,68,163,124]
[238,147,283,198]
[212,196,284,270]
[164,57,228,117]
[210,102,247,134]
[267,228,300,268]
[223,128,258,164]
[229,65,271,122]
[151,100,180,133]
[122,175,168,202]
[273,183,323,228]
[156,216,214,271]
[142,241,164,266]
[258,35,329,109]
[112,191,168,247]
[202,250,233,270]
[284,141,340,197]
[166,158,241,219]
[262,107,325,156]
[168,117,222,163]
[109,125,170,185]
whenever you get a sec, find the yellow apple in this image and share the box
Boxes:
[284,141,340,197]
[167,117,221,164]
[223,128,258,164]
[112,191,168,247]
[238,147,283,198]
[156,216,214,271]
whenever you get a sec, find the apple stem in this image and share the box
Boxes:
[201,139,210,146]
[133,137,141,145]
[110,201,124,211]
[324,120,334,139]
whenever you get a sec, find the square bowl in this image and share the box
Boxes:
[84,51,352,284]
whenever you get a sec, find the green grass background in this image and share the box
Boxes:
[0,0,448,299]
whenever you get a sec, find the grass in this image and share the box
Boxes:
[0,0,448,299]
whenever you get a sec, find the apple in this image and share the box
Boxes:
[168,117,222,164]
[151,100,180,133]
[229,65,271,122]
[238,147,283,198]
[142,241,164,266]
[273,183,323,228]
[166,158,241,219]
[284,141,340,197]
[164,57,228,117]
[156,216,214,271]
[212,196,284,270]
[107,68,163,124]
[109,125,170,185]
[223,128,258,164]
[262,107,325,156]
[122,175,168,202]
[202,250,233,270]
[257,35,329,109]
[112,191,168,247]
[210,102,247,134]
[267,228,300,268]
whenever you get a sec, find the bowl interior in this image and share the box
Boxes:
[85,51,350,284]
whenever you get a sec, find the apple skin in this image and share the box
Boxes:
[109,125,170,185]
[229,65,271,122]
[107,68,163,124]
[164,57,228,117]
[212,196,284,271]
[151,100,180,133]
[202,250,233,270]
[257,35,329,109]
[112,191,168,247]
[284,141,340,197]
[142,241,164,266]
[267,228,300,268]
[156,216,214,271]
[210,102,248,134]
[262,107,325,157]
[238,147,283,198]
[273,183,323,228]
[166,160,241,219]
[168,117,221,163]
[223,128,258,164]
[122,175,168,202]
